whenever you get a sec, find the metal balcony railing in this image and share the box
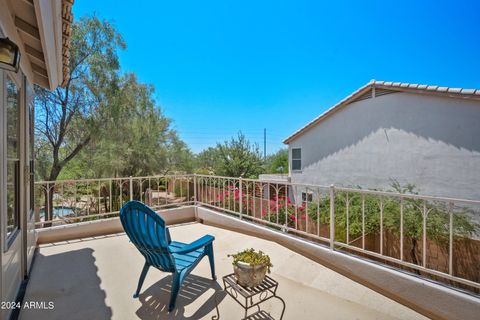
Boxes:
[34,174,480,293]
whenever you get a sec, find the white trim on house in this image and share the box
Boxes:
[34,0,62,89]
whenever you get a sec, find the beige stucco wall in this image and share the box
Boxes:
[36,206,196,244]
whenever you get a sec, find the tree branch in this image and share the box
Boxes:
[58,135,91,168]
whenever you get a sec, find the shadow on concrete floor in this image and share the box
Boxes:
[136,274,225,320]
[20,248,113,320]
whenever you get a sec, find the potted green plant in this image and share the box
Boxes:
[228,248,273,287]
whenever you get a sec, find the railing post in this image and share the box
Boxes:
[448,202,453,275]
[239,177,243,219]
[329,184,335,251]
[193,174,197,204]
[129,176,133,201]
[400,198,404,261]
[46,182,50,223]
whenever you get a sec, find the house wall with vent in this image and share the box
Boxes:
[287,90,480,200]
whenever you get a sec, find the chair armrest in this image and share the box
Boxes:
[169,235,215,254]
[166,227,172,244]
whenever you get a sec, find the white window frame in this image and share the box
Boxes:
[3,71,22,251]
[291,148,302,172]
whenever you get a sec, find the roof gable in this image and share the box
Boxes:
[283,80,480,144]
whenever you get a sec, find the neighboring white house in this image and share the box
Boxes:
[284,80,480,200]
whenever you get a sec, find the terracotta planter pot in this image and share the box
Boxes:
[233,261,267,287]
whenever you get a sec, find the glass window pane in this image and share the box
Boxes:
[292,148,301,159]
[6,76,20,239]
[7,78,19,158]
[27,83,35,219]
[292,159,301,171]
[6,162,19,235]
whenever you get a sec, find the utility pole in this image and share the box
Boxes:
[263,128,267,160]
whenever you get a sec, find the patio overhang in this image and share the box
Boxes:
[0,0,73,89]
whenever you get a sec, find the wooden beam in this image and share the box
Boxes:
[21,0,34,6]
[31,63,48,78]
[34,73,49,88]
[24,44,45,62]
[14,16,40,40]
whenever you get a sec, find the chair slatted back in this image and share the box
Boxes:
[120,201,176,272]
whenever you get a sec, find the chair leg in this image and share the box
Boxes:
[168,273,181,312]
[206,243,216,280]
[133,262,150,298]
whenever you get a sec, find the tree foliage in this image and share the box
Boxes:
[58,74,193,179]
[195,147,221,174]
[35,16,192,181]
[196,132,264,178]
[265,149,288,174]
[35,16,126,181]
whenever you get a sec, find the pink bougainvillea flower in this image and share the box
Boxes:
[262,209,267,216]
[301,214,306,220]
[289,214,296,221]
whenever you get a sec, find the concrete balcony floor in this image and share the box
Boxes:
[20,222,427,320]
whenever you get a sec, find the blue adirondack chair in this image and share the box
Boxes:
[120,201,216,312]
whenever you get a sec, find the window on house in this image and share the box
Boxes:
[302,192,313,202]
[292,148,301,171]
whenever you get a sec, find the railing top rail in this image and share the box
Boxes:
[334,186,480,205]
[34,173,480,205]
[35,174,195,185]
[194,174,331,188]
[194,174,241,180]
[241,177,331,188]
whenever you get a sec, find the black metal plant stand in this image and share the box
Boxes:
[212,273,286,320]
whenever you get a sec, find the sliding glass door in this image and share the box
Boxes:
[1,71,24,318]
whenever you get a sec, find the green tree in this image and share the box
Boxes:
[35,16,193,221]
[195,147,221,174]
[35,16,125,221]
[265,149,288,173]
[61,73,193,179]
[214,132,265,178]
[194,133,265,177]
[35,16,126,182]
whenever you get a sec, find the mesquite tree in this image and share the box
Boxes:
[35,16,125,222]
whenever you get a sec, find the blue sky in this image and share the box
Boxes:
[73,1,480,154]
